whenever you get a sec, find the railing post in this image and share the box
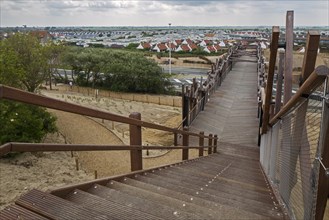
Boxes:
[129,112,142,171]
[213,135,218,153]
[182,85,189,127]
[174,132,178,146]
[262,26,279,134]
[182,127,189,160]
[283,10,294,105]
[208,134,213,155]
[274,50,285,114]
[199,131,204,157]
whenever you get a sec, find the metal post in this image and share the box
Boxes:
[182,127,189,160]
[208,134,213,155]
[199,131,204,157]
[129,112,142,171]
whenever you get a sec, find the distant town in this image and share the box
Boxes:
[1,26,329,53]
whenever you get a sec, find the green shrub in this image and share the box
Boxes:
[0,100,57,145]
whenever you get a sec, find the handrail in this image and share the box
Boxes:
[0,85,215,139]
[269,65,329,126]
[176,117,186,130]
[0,142,213,157]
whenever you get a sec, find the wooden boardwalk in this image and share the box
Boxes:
[0,55,287,219]
[190,55,259,149]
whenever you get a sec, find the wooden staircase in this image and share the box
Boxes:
[1,147,285,220]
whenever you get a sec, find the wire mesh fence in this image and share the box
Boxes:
[260,83,326,220]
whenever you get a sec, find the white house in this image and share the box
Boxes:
[260,42,267,49]
[219,41,226,47]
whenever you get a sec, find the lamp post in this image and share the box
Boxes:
[168,23,172,75]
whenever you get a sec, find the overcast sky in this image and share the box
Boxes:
[1,0,328,27]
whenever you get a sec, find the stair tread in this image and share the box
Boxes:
[122,177,279,219]
[16,189,110,220]
[134,173,281,219]
[65,189,163,220]
[0,204,48,220]
[87,184,199,220]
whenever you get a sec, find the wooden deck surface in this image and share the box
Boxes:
[190,55,259,151]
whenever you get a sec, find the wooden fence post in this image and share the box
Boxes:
[129,112,142,171]
[199,131,204,157]
[182,127,189,160]
[274,50,285,114]
[213,135,218,153]
[262,26,279,134]
[284,10,294,105]
[182,85,189,127]
[208,134,213,155]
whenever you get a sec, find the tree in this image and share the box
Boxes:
[43,41,66,89]
[0,33,58,146]
[0,40,24,88]
[63,48,173,94]
[0,33,47,92]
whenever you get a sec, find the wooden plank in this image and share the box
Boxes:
[284,10,294,104]
[16,189,109,219]
[300,31,320,84]
[261,26,280,134]
[0,205,48,220]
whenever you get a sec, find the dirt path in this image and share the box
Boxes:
[50,109,200,178]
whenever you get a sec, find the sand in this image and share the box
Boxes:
[0,89,184,210]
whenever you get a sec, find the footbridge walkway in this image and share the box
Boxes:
[0,30,328,220]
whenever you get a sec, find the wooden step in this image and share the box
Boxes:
[123,176,277,220]
[106,179,218,220]
[0,205,48,220]
[167,166,275,204]
[87,183,200,220]
[65,189,163,220]
[135,172,282,219]
[15,189,110,220]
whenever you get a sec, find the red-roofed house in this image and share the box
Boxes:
[173,39,182,46]
[153,43,168,52]
[199,40,212,47]
[176,44,192,52]
[182,39,193,45]
[204,45,216,53]
[214,44,221,52]
[137,42,152,50]
[189,43,198,50]
[167,42,177,51]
